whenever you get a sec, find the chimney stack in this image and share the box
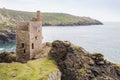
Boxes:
[36,11,40,21]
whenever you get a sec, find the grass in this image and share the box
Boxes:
[0,8,80,24]
[0,58,58,80]
[0,8,101,28]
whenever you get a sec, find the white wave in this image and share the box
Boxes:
[0,48,4,51]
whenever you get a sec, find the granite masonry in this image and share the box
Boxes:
[16,11,42,62]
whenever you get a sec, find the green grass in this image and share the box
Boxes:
[0,8,101,28]
[41,13,80,24]
[0,58,58,80]
[0,8,80,25]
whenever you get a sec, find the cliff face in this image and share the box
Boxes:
[0,30,15,43]
[1,40,120,80]
[49,40,120,80]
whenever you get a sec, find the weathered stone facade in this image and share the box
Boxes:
[16,11,42,62]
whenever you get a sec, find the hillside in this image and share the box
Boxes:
[0,8,102,29]
[0,40,120,80]
[0,58,61,80]
[49,40,120,80]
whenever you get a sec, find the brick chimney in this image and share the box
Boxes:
[36,11,40,21]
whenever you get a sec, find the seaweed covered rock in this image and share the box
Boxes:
[49,40,120,80]
[0,52,16,63]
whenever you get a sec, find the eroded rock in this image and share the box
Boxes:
[49,40,120,80]
[0,52,16,63]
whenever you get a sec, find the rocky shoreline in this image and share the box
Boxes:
[42,20,103,26]
[0,30,15,43]
[49,40,120,80]
[0,40,120,80]
[0,22,103,44]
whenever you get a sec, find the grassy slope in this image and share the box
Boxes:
[41,13,81,24]
[0,8,102,29]
[0,8,82,24]
[0,58,58,80]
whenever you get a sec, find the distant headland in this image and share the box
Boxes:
[0,8,103,27]
[0,8,103,43]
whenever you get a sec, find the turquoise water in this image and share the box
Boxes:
[0,22,120,63]
[0,42,15,52]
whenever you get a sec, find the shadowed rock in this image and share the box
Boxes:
[0,52,16,63]
[49,40,120,80]
[0,30,15,43]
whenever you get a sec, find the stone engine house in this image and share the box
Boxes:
[16,11,42,62]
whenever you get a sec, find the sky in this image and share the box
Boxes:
[0,0,120,22]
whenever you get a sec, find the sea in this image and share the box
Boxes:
[0,22,120,63]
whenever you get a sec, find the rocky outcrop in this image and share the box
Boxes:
[0,52,16,63]
[49,40,120,80]
[42,20,103,26]
[48,70,61,80]
[0,30,15,43]
[0,40,120,80]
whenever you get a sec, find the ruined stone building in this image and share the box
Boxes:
[16,11,42,62]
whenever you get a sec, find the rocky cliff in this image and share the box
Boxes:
[0,40,120,80]
[49,40,120,80]
[0,30,15,43]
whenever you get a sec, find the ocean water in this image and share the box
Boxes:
[0,22,120,63]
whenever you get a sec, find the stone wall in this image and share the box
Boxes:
[29,21,42,59]
[16,22,30,62]
[16,21,42,62]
